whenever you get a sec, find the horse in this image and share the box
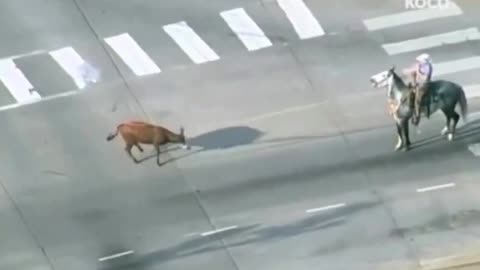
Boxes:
[106,120,190,166]
[370,66,468,151]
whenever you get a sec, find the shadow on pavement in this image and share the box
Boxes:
[410,117,480,150]
[98,200,379,270]
[128,126,264,165]
[187,126,265,150]
[391,209,480,238]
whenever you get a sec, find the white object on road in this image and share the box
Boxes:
[306,203,346,213]
[104,32,161,76]
[163,21,220,64]
[468,144,480,157]
[382,27,480,55]
[98,250,134,262]
[416,183,455,193]
[362,2,462,31]
[0,59,41,103]
[220,8,272,51]
[201,226,238,236]
[277,0,325,39]
[49,46,100,89]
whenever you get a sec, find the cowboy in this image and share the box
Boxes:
[404,53,433,124]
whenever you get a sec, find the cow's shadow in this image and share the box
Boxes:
[187,126,265,150]
[134,126,264,166]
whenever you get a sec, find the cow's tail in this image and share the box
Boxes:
[106,125,121,141]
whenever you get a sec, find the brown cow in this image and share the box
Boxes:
[106,120,190,165]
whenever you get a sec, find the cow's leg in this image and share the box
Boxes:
[125,144,139,163]
[155,144,162,166]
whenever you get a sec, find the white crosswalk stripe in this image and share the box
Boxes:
[382,27,480,55]
[49,46,99,89]
[104,32,161,76]
[0,59,41,104]
[163,21,220,64]
[434,56,480,76]
[362,2,463,31]
[220,8,272,51]
[276,0,325,39]
[464,84,480,99]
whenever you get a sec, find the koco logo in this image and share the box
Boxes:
[405,0,450,9]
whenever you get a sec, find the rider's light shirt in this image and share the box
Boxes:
[416,62,432,83]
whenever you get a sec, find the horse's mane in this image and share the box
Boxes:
[390,69,407,88]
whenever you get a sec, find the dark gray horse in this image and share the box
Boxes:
[370,66,468,151]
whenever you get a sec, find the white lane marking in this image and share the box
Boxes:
[382,27,480,55]
[0,49,47,62]
[416,183,456,193]
[49,47,100,89]
[362,2,462,31]
[276,0,325,39]
[0,89,80,112]
[306,203,346,213]
[104,33,161,76]
[468,144,480,157]
[201,226,238,236]
[98,250,134,262]
[184,232,200,237]
[434,56,480,76]
[0,59,41,103]
[220,8,272,51]
[163,21,220,64]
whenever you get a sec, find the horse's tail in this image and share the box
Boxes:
[106,125,121,141]
[458,87,469,122]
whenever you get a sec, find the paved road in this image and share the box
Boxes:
[1,1,480,270]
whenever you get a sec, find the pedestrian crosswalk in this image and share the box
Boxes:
[0,0,326,110]
[362,2,479,77]
[0,0,478,114]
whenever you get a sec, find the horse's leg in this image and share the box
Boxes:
[155,144,162,166]
[401,118,411,151]
[395,122,403,151]
[125,144,139,163]
[441,107,453,140]
[440,108,451,136]
[403,118,412,150]
[449,110,460,141]
[135,143,144,152]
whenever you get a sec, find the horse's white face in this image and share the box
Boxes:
[370,70,390,88]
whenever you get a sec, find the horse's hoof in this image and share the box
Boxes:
[441,127,449,135]
[395,146,402,152]
[447,133,454,141]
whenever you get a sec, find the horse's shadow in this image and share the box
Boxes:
[134,126,265,166]
[408,116,480,150]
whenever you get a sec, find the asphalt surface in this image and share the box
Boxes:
[1,1,480,270]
